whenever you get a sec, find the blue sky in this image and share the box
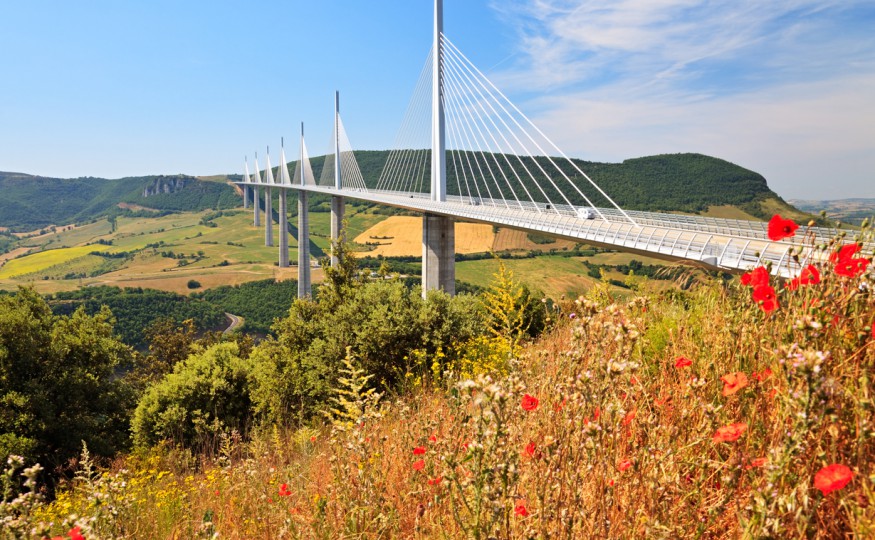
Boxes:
[1,0,873,200]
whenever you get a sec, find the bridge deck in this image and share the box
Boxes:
[239,182,864,278]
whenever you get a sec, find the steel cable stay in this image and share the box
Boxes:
[442,37,581,220]
[441,61,511,210]
[441,52,529,212]
[442,86,487,206]
[441,45,554,216]
[378,49,433,194]
[443,36,639,228]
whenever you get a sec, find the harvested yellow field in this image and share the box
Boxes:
[92,265,322,295]
[0,245,111,278]
[355,216,495,257]
[491,228,578,252]
[0,247,33,266]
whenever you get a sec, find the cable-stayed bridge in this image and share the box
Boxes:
[235,0,866,298]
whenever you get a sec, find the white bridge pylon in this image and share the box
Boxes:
[235,0,867,296]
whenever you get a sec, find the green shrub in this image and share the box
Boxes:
[131,342,254,448]
[250,279,483,425]
[0,288,133,475]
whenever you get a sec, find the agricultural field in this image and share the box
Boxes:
[456,256,598,297]
[0,210,311,294]
[1,202,672,297]
[354,216,496,257]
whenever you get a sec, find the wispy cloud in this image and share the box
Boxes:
[484,0,875,198]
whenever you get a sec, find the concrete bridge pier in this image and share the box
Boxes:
[422,213,454,296]
[278,189,289,267]
[253,187,261,227]
[243,185,249,209]
[298,192,311,297]
[264,187,273,247]
[330,195,344,267]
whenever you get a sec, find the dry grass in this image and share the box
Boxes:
[491,228,578,252]
[354,216,496,257]
[18,225,873,539]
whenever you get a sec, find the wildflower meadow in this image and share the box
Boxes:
[2,216,874,539]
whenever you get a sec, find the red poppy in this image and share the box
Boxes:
[785,278,801,291]
[413,446,426,455]
[830,243,861,263]
[834,257,869,278]
[412,459,425,471]
[745,457,767,470]
[768,214,799,241]
[279,483,292,497]
[553,398,567,411]
[593,407,601,420]
[799,264,820,285]
[607,479,615,487]
[752,285,779,312]
[814,464,854,495]
[521,394,539,411]
[741,266,769,288]
[674,356,692,369]
[514,503,529,517]
[621,410,636,426]
[427,475,443,486]
[429,434,438,443]
[524,441,538,458]
[618,459,633,472]
[712,422,747,443]
[68,528,85,540]
[720,372,749,396]
[752,368,773,382]
[654,395,672,408]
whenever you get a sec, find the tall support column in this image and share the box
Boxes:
[298,191,311,298]
[330,196,344,267]
[253,187,261,227]
[243,185,249,209]
[264,187,273,246]
[330,90,344,267]
[422,0,453,297]
[422,214,454,296]
[278,189,288,267]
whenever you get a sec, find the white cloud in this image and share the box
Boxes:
[485,0,875,198]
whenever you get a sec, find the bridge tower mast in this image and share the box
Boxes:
[243,157,250,209]
[253,152,261,228]
[298,122,312,298]
[330,90,345,267]
[278,138,289,268]
[422,0,455,296]
[264,147,274,247]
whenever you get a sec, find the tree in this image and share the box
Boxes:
[0,287,134,477]
[131,342,254,449]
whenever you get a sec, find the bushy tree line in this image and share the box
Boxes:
[48,286,226,349]
[0,289,135,478]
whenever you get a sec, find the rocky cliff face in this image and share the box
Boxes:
[143,176,187,197]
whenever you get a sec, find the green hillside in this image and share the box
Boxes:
[0,172,239,231]
[0,152,800,232]
[285,151,799,220]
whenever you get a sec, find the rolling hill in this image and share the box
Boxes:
[0,152,805,233]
